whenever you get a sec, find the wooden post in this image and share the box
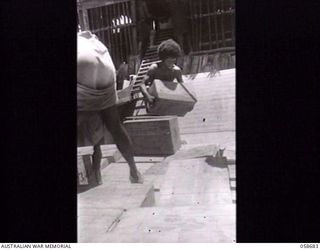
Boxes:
[130,0,138,55]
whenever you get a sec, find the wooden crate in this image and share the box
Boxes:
[77,146,101,187]
[147,80,196,116]
[123,116,181,156]
[116,84,133,105]
[77,147,93,186]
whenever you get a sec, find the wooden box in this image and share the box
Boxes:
[77,146,101,187]
[116,84,133,105]
[147,80,196,116]
[123,116,181,156]
[77,147,93,186]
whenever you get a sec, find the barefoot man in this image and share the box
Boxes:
[77,31,143,185]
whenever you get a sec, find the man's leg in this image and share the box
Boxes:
[100,106,143,183]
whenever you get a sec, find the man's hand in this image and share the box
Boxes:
[146,94,155,103]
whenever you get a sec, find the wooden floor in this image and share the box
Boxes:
[78,68,236,242]
[178,68,235,134]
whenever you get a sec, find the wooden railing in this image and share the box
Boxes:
[188,0,235,51]
[77,0,235,68]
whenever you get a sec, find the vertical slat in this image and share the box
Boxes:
[108,5,114,52]
[125,0,133,54]
[77,8,84,31]
[102,6,110,49]
[121,1,129,61]
[92,7,97,31]
[198,0,202,51]
[207,0,212,50]
[105,5,111,49]
[94,7,99,32]
[213,0,219,49]
[87,9,91,30]
[80,7,90,31]
[108,5,115,62]
[115,3,120,65]
[130,0,138,55]
[193,1,198,51]
[117,3,124,64]
[87,8,93,30]
[231,0,235,46]
[189,0,195,51]
[99,6,105,44]
[220,0,226,47]
[113,4,119,66]
[96,7,102,42]
[113,3,120,67]
[111,3,117,67]
[96,7,101,39]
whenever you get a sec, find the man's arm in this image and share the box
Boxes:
[176,67,184,83]
[139,70,155,103]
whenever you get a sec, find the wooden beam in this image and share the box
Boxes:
[80,0,129,10]
[189,46,235,56]
[196,39,233,48]
[192,10,235,18]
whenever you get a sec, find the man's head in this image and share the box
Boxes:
[157,39,182,63]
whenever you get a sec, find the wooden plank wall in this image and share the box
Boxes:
[188,0,235,52]
[78,0,137,69]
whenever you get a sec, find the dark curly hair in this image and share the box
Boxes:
[157,39,182,60]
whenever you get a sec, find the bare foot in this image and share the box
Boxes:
[129,171,144,184]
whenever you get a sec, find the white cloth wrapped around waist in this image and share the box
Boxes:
[77,82,117,111]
